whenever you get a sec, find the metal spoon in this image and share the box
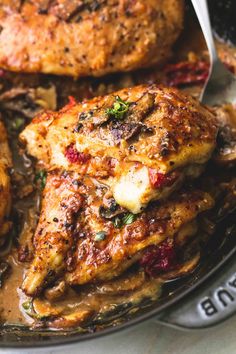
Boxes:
[191,0,236,106]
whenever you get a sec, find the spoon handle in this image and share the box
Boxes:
[191,0,218,64]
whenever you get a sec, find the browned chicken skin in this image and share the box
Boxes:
[21,84,218,296]
[22,170,214,296]
[0,120,12,242]
[0,0,184,77]
[20,84,217,172]
[20,85,218,212]
[22,170,83,296]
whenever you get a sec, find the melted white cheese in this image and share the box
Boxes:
[112,165,157,214]
[111,163,204,214]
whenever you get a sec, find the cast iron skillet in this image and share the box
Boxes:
[0,211,236,349]
[1,2,236,349]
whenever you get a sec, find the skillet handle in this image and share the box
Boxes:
[156,254,236,329]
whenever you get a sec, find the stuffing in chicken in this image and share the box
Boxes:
[22,171,214,296]
[20,85,218,213]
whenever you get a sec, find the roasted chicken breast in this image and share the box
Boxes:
[20,85,218,213]
[22,171,214,296]
[0,0,184,77]
[0,120,12,241]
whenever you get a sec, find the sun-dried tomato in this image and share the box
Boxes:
[164,61,209,87]
[65,144,90,164]
[149,170,166,189]
[140,241,177,277]
[149,169,179,189]
[61,96,77,112]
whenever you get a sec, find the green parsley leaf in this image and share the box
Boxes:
[22,301,31,311]
[122,213,137,225]
[106,96,130,120]
[95,231,106,242]
[11,117,25,131]
[35,170,47,190]
[113,213,137,229]
[22,300,45,320]
[22,300,41,319]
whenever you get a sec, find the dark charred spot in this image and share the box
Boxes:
[160,132,171,157]
[64,222,73,229]
[99,198,125,219]
[37,228,44,236]
[30,0,49,14]
[108,199,118,212]
[74,123,83,133]
[128,145,137,152]
[79,112,90,120]
[110,121,141,144]
[141,125,154,134]
[99,206,114,219]
[160,147,169,157]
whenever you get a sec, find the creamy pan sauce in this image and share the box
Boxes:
[0,251,162,329]
[0,255,26,325]
[0,15,236,331]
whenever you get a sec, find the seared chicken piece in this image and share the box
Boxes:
[67,188,213,286]
[0,0,184,77]
[22,171,214,295]
[22,170,83,296]
[0,120,12,241]
[21,85,218,213]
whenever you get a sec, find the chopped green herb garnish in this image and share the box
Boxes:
[22,300,41,319]
[35,170,47,190]
[122,213,137,225]
[95,231,106,241]
[22,300,31,311]
[106,96,130,120]
[11,117,25,131]
[113,216,122,229]
[113,213,137,229]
